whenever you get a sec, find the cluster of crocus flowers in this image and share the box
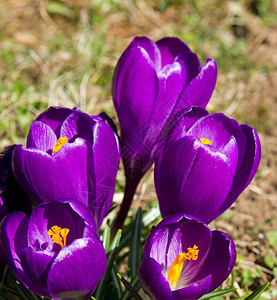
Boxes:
[111,36,261,299]
[0,35,261,300]
[0,106,120,299]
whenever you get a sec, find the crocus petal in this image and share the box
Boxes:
[174,51,201,87]
[178,58,217,108]
[156,37,191,68]
[0,212,36,290]
[173,276,212,300]
[162,106,209,146]
[187,113,240,154]
[136,62,188,172]
[0,212,28,274]
[113,45,158,133]
[59,200,98,237]
[90,119,120,225]
[211,125,261,221]
[238,125,261,190]
[187,113,241,177]
[190,231,236,291]
[130,36,161,70]
[35,107,73,136]
[27,121,57,153]
[60,111,97,145]
[13,139,93,206]
[155,137,234,222]
[48,238,106,300]
[20,247,55,297]
[148,52,201,145]
[139,256,175,300]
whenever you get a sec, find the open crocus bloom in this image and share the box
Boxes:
[155,106,261,223]
[139,214,236,300]
[0,200,106,300]
[12,106,120,226]
[112,36,217,182]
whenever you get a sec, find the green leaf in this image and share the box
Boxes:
[266,231,277,248]
[108,229,122,252]
[243,282,270,300]
[128,208,142,280]
[110,264,122,299]
[199,288,235,299]
[102,223,111,253]
[142,206,160,227]
[46,1,74,18]
[94,230,122,300]
[117,274,142,300]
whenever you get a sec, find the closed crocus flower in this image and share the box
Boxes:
[155,107,261,223]
[139,214,236,300]
[12,106,120,227]
[112,36,217,232]
[0,200,106,300]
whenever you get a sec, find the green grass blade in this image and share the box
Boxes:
[243,283,270,300]
[128,208,142,280]
[200,288,235,299]
[94,230,122,300]
[117,274,142,300]
[102,223,111,253]
[111,264,122,299]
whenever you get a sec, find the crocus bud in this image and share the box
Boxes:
[113,36,217,182]
[12,106,120,226]
[155,106,261,223]
[0,200,106,300]
[139,214,236,300]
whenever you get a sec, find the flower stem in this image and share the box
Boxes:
[111,175,141,238]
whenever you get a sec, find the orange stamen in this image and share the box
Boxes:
[200,138,212,145]
[48,225,69,248]
[53,137,68,153]
[167,245,199,288]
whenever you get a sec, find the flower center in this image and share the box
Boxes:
[48,225,70,248]
[53,137,68,153]
[167,245,199,288]
[200,138,212,145]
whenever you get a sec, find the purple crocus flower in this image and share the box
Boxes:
[0,200,106,299]
[12,106,120,226]
[139,214,236,300]
[112,36,217,232]
[155,106,261,223]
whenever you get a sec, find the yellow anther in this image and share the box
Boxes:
[200,138,212,145]
[48,225,70,248]
[167,245,199,288]
[53,137,68,153]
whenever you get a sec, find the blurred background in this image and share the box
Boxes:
[0,0,277,298]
